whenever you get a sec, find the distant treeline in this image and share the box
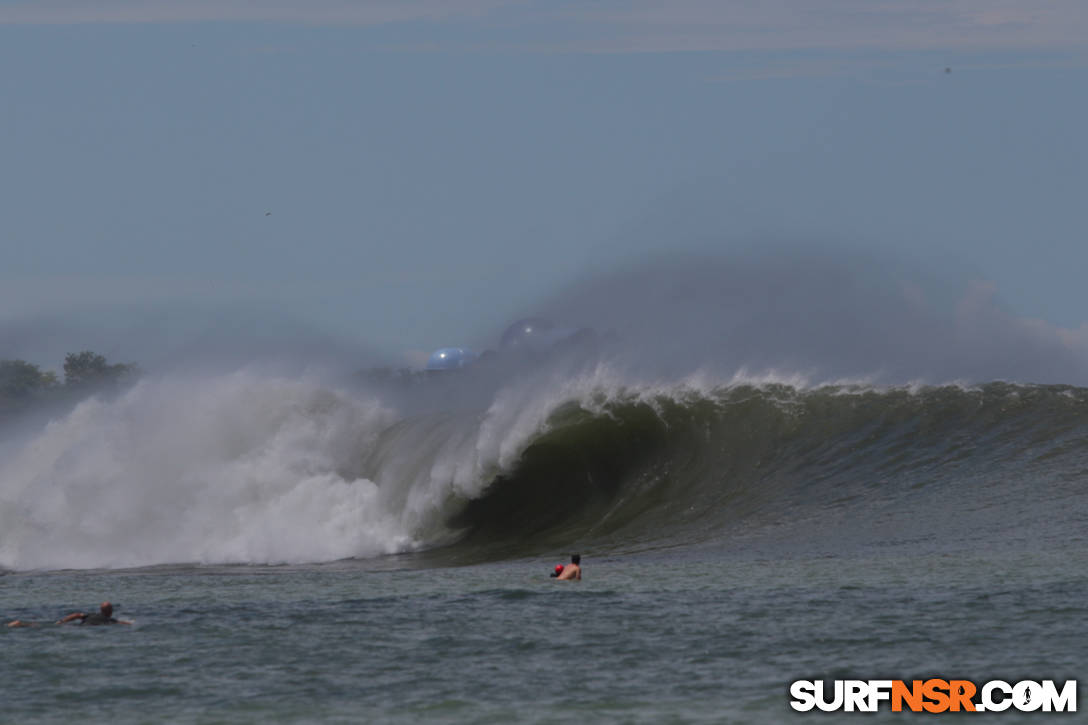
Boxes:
[0,351,138,421]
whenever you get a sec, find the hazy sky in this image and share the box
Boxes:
[2,1,1086,366]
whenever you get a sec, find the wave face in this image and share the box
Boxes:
[3,366,1087,571]
[453,379,1088,558]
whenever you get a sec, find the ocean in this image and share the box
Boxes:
[2,366,1086,722]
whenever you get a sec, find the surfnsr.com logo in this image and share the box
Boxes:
[790,679,1077,713]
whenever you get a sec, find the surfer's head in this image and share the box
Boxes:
[100,602,113,618]
[570,554,580,565]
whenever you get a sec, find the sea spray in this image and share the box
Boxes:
[0,371,410,569]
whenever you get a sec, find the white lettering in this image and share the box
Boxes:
[1041,680,1077,712]
[982,680,1013,712]
[789,681,816,712]
[867,680,892,711]
[815,680,844,712]
[844,680,868,712]
[1014,681,1043,712]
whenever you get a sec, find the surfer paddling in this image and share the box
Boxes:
[555,554,581,581]
[7,601,131,627]
[57,601,131,625]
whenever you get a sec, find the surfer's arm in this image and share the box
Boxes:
[56,612,85,624]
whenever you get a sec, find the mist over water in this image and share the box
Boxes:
[0,302,387,377]
[3,252,1088,572]
[535,253,1088,385]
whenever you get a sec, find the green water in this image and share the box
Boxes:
[3,545,1085,723]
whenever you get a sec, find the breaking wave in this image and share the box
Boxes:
[2,366,1087,571]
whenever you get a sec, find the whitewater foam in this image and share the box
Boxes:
[0,372,413,570]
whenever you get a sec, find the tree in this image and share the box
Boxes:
[0,359,55,399]
[63,351,136,388]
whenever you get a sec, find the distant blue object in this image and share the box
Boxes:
[426,347,478,371]
[500,318,575,350]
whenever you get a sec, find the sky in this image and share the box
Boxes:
[1,1,1086,369]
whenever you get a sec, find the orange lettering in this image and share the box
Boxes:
[892,680,924,712]
[948,680,977,712]
[922,679,951,713]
